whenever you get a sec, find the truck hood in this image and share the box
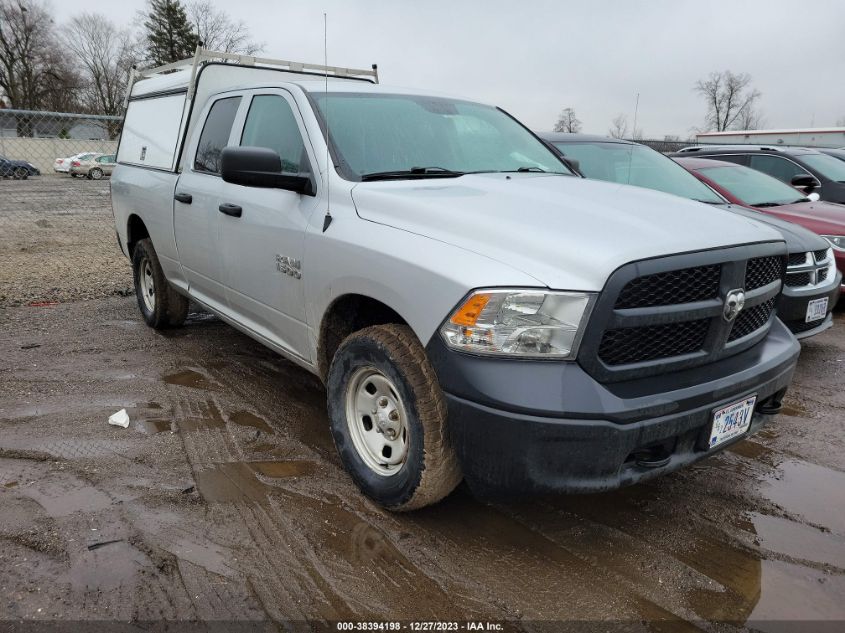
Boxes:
[350,173,782,290]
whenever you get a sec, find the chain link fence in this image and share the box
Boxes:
[0,109,132,308]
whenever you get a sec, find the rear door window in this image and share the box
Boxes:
[749,155,810,183]
[194,96,242,174]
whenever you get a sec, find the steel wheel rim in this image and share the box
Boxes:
[344,367,409,476]
[139,257,155,312]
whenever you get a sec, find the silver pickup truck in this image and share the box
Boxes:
[111,50,799,510]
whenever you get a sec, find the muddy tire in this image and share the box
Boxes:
[327,324,462,511]
[132,238,189,329]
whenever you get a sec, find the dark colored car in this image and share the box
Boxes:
[672,145,845,204]
[818,147,845,164]
[540,133,841,338]
[675,156,845,289]
[0,155,40,179]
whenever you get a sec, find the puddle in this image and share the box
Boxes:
[163,369,214,390]
[728,439,772,461]
[163,537,238,579]
[747,560,845,630]
[135,418,172,434]
[69,541,151,592]
[178,400,226,432]
[778,403,807,417]
[762,460,845,532]
[752,513,845,569]
[23,480,113,518]
[194,460,314,504]
[682,534,762,623]
[231,411,274,435]
[251,460,313,478]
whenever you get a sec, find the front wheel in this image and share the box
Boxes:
[13,167,28,180]
[132,238,188,329]
[327,324,462,511]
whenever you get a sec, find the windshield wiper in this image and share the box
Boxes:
[753,202,784,208]
[360,166,465,181]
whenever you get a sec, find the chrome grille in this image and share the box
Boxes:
[785,272,811,287]
[788,252,808,266]
[814,249,829,262]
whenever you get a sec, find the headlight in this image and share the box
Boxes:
[821,236,845,252]
[440,289,595,359]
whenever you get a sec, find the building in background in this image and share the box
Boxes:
[696,128,845,148]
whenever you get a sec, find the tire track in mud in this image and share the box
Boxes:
[168,361,492,622]
[175,357,704,626]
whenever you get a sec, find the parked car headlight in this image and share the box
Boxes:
[821,236,845,252]
[440,289,595,359]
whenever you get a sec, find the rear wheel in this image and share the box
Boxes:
[327,324,462,510]
[132,238,188,329]
[13,167,27,180]
[89,167,103,180]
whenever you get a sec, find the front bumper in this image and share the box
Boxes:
[426,319,799,496]
[778,270,841,338]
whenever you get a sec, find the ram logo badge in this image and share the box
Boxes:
[276,255,301,279]
[723,289,746,322]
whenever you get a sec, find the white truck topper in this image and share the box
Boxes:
[118,47,378,172]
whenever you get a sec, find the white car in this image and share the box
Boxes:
[54,152,100,174]
[111,49,799,510]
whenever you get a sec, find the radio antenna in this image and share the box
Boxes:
[626,92,640,184]
[322,12,333,232]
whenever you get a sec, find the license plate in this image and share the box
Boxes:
[708,395,757,450]
[806,297,828,323]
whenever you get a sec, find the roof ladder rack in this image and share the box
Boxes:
[126,46,379,104]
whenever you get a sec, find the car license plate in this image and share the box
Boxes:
[806,297,828,323]
[708,395,756,450]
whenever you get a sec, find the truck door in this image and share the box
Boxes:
[218,90,321,361]
[173,95,242,313]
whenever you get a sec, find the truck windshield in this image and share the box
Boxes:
[553,142,724,204]
[697,164,807,207]
[311,92,571,181]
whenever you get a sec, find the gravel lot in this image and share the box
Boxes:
[0,176,131,308]
[1,177,844,630]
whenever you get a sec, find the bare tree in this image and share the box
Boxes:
[62,13,142,120]
[608,113,628,139]
[554,107,581,133]
[0,0,81,131]
[187,0,263,54]
[694,70,762,132]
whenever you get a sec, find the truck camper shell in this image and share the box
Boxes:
[117,48,378,173]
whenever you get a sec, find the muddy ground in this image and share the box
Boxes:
[1,178,844,631]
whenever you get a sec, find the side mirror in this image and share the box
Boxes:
[221,146,315,196]
[791,173,820,192]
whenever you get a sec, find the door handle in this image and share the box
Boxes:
[219,203,242,217]
[174,192,192,204]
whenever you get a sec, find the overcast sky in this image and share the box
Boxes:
[49,0,845,137]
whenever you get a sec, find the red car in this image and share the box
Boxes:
[675,156,845,287]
